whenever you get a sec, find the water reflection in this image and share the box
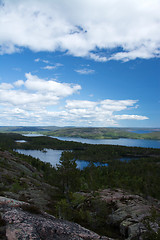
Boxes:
[15,149,108,170]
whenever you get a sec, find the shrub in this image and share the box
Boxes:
[21,204,42,214]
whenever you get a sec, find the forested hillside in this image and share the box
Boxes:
[1,133,160,239]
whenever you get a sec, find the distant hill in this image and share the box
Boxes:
[45,127,160,140]
[0,126,160,140]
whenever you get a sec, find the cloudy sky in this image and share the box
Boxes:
[0,0,159,127]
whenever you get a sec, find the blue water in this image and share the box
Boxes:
[76,160,108,169]
[128,130,152,134]
[16,149,63,166]
[15,149,108,170]
[22,133,160,148]
[120,157,139,162]
[53,137,160,149]
[23,134,44,137]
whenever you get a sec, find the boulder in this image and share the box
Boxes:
[99,189,160,239]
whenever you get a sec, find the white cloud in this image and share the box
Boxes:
[66,100,97,109]
[114,115,148,120]
[14,80,24,87]
[43,63,63,70]
[34,58,40,62]
[0,82,13,89]
[42,60,49,64]
[35,58,50,63]
[54,99,148,126]
[24,73,81,97]
[0,88,59,106]
[0,0,160,61]
[0,73,81,108]
[89,53,108,62]
[75,68,95,74]
[100,99,138,111]
[43,65,57,70]
[0,94,148,126]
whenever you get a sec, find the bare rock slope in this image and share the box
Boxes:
[0,196,113,240]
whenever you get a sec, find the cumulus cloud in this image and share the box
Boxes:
[69,100,147,125]
[0,0,160,61]
[66,100,97,109]
[0,73,81,108]
[63,99,148,126]
[0,82,13,90]
[14,80,24,87]
[89,53,108,62]
[0,84,148,126]
[24,73,81,97]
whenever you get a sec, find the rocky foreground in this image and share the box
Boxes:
[98,189,160,239]
[1,149,160,239]
[1,189,160,240]
[0,196,112,240]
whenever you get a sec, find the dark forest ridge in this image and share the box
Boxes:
[0,126,160,140]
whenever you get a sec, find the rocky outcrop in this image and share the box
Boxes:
[0,149,57,212]
[1,150,160,239]
[1,192,160,240]
[99,189,160,239]
[0,196,113,240]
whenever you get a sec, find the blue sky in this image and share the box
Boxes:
[0,0,160,127]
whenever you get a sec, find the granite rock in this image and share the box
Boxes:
[99,189,160,239]
[0,196,114,240]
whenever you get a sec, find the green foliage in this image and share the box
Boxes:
[143,213,160,240]
[56,199,72,220]
[143,229,160,240]
[56,151,81,193]
[71,192,86,207]
[11,181,24,193]
[1,133,160,238]
[21,204,41,214]
[2,132,159,200]
[0,214,6,227]
[1,126,160,140]
[55,194,121,238]
[1,132,160,165]
[0,214,6,240]
[43,127,160,140]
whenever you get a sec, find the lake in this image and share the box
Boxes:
[23,134,160,148]
[16,135,160,169]
[128,130,152,134]
[53,137,160,149]
[15,149,108,170]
